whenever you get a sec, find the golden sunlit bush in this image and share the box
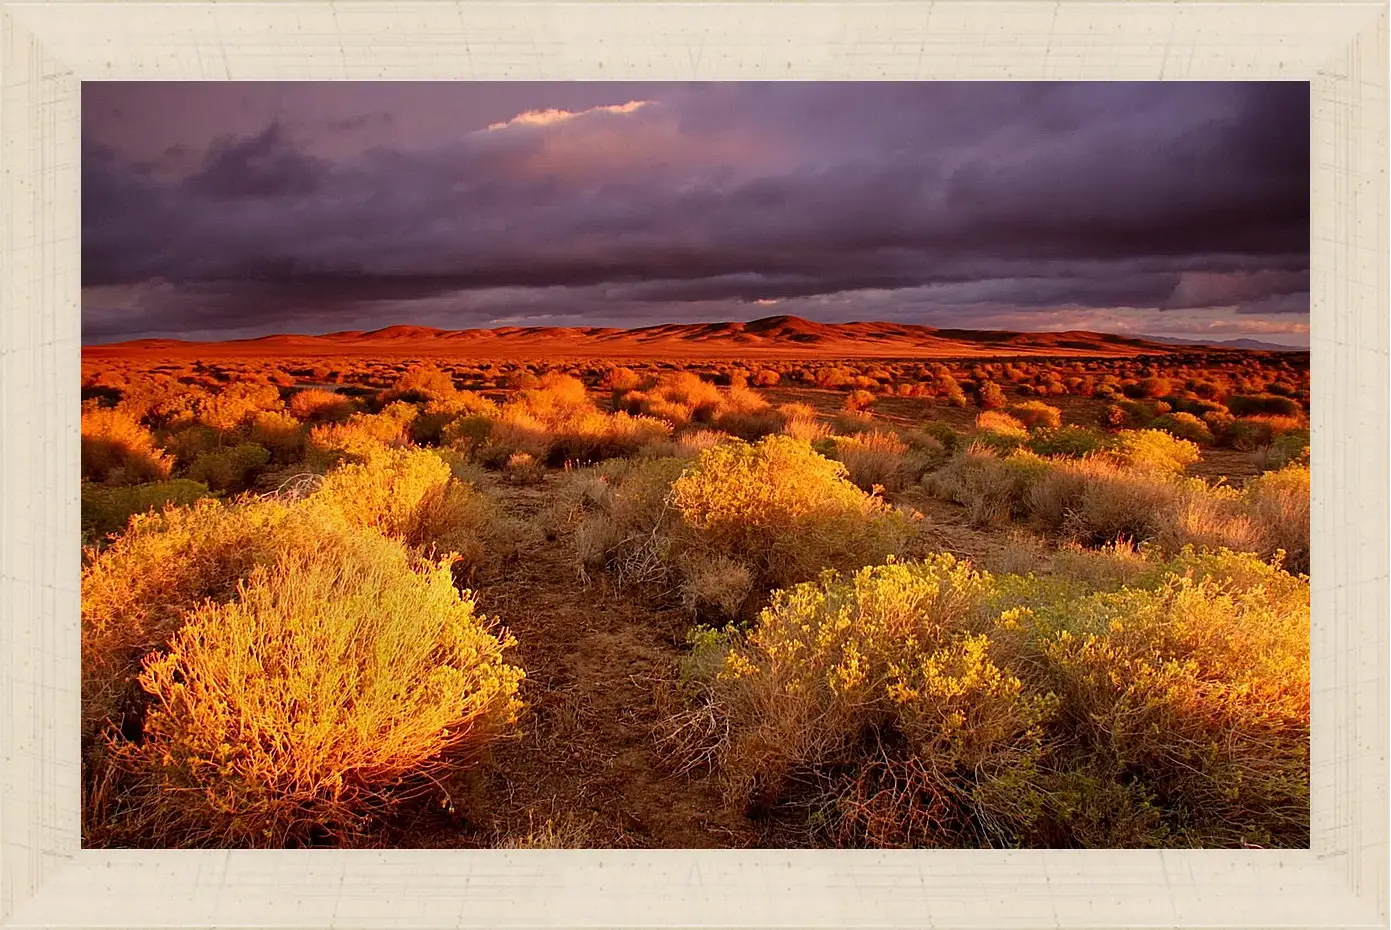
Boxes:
[197,380,285,433]
[778,403,833,443]
[844,389,877,413]
[126,535,523,847]
[975,380,1007,410]
[83,498,314,749]
[669,436,916,588]
[377,363,459,406]
[1103,429,1200,473]
[288,388,355,423]
[186,442,271,492]
[454,374,672,467]
[1006,401,1062,430]
[618,373,782,440]
[306,402,418,466]
[1151,412,1214,445]
[714,385,784,440]
[310,447,529,578]
[620,372,723,426]
[973,411,1029,453]
[81,479,211,543]
[248,411,308,462]
[1016,550,1309,847]
[82,409,174,485]
[568,438,915,599]
[675,548,1308,848]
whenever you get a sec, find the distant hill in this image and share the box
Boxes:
[88,315,1274,360]
[1138,334,1307,352]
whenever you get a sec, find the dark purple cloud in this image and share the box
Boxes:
[81,82,1310,345]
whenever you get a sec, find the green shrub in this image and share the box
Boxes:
[187,442,272,492]
[81,479,211,542]
[1227,393,1304,417]
[920,420,961,452]
[1151,412,1214,445]
[1257,431,1311,471]
[1026,426,1111,458]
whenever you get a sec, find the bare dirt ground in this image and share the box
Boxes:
[393,474,758,849]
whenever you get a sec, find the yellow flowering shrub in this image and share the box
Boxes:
[678,548,1309,848]
[670,436,915,587]
[1104,428,1201,473]
[130,537,523,847]
[309,447,527,579]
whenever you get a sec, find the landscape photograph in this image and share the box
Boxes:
[81,80,1311,850]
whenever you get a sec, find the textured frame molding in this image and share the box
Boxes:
[1,2,1385,927]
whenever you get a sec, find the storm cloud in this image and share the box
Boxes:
[82,82,1310,344]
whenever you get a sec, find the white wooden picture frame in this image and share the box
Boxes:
[1,2,1385,927]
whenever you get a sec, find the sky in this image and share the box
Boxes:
[82,82,1310,346]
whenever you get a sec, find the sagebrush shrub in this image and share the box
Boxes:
[81,479,210,542]
[288,388,355,423]
[829,431,914,492]
[1025,426,1111,458]
[1151,412,1214,445]
[130,534,523,846]
[669,436,916,587]
[1244,463,1311,574]
[82,409,174,485]
[307,402,418,465]
[83,498,322,747]
[678,549,1309,848]
[973,411,1029,453]
[1227,393,1304,418]
[1256,431,1311,471]
[310,446,526,577]
[1007,401,1062,430]
[196,380,284,433]
[248,411,308,462]
[187,442,271,492]
[1104,429,1200,473]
